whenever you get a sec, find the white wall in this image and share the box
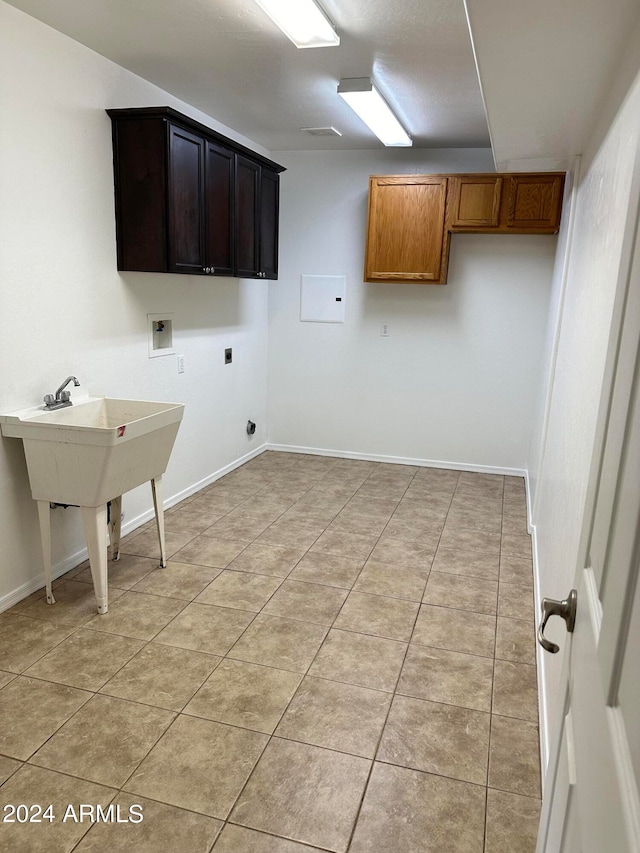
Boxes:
[527,28,640,765]
[267,149,557,471]
[0,2,271,607]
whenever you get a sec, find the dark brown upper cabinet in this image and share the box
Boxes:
[107,107,284,279]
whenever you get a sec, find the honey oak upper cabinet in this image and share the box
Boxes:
[365,175,449,283]
[448,175,503,228]
[365,172,565,284]
[107,107,284,279]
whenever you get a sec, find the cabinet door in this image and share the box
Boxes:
[167,124,205,273]
[259,168,279,279]
[205,140,234,276]
[507,174,563,230]
[365,176,448,283]
[449,175,503,228]
[235,155,260,278]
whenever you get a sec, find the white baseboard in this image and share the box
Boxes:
[266,442,526,478]
[0,443,268,614]
[525,469,549,793]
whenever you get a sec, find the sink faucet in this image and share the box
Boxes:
[44,376,80,410]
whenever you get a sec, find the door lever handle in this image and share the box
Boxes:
[537,589,577,653]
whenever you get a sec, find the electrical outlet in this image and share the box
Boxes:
[381,323,390,337]
[225,348,232,364]
[177,354,185,374]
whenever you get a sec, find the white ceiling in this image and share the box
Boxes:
[4,0,491,151]
[465,0,640,168]
[6,0,639,161]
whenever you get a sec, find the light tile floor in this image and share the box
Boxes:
[0,452,541,852]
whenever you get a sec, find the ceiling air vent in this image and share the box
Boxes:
[300,126,342,137]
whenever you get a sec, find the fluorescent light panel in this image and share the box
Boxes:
[253,0,339,48]
[338,78,412,147]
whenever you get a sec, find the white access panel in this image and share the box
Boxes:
[300,275,346,323]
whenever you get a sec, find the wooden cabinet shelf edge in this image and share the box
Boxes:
[107,107,285,279]
[365,171,565,285]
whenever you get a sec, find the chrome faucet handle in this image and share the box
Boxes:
[59,390,71,402]
[44,394,55,406]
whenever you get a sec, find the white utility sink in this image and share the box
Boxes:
[1,396,184,506]
[1,395,184,615]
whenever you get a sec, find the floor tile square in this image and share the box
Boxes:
[172,534,248,568]
[445,505,502,534]
[484,788,541,853]
[0,755,22,785]
[0,670,16,689]
[30,694,174,787]
[275,675,391,758]
[100,643,221,711]
[423,571,497,615]
[256,519,324,550]
[495,616,535,664]
[499,554,534,586]
[195,570,282,611]
[74,792,223,852]
[438,525,501,558]
[378,694,489,784]
[230,737,370,852]
[0,764,115,853]
[212,824,323,852]
[228,542,306,577]
[262,580,348,625]
[310,530,378,561]
[334,591,419,641]
[349,762,486,853]
[184,658,302,733]
[86,591,187,641]
[412,605,496,657]
[397,644,493,711]
[125,715,268,818]
[327,513,388,537]
[289,552,364,589]
[24,628,144,691]
[0,615,74,673]
[367,537,435,570]
[308,628,407,692]
[0,676,91,760]
[488,714,541,797]
[228,614,328,673]
[204,514,273,542]
[492,660,538,721]
[353,563,428,601]
[130,560,221,600]
[380,518,444,548]
[498,582,534,619]
[154,602,254,655]
[501,531,532,560]
[431,547,499,581]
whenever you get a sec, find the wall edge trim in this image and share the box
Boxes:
[526,466,550,791]
[266,442,526,477]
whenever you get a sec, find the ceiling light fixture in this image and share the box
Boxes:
[337,78,412,147]
[253,0,340,49]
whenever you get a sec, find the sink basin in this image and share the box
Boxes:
[1,396,184,506]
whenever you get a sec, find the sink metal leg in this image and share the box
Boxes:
[151,476,167,568]
[81,504,109,614]
[36,500,56,606]
[109,495,122,562]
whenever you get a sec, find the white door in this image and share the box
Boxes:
[536,194,640,851]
